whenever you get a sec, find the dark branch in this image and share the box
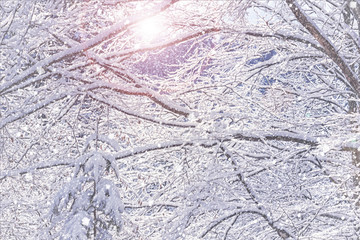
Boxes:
[285,0,360,97]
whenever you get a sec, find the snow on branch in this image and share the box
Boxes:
[82,53,191,117]
[81,81,190,117]
[246,52,323,73]
[50,150,125,238]
[245,31,324,53]
[105,27,220,59]
[231,130,318,146]
[83,133,122,152]
[200,209,293,239]
[88,93,196,128]
[0,158,74,181]
[50,31,193,117]
[219,144,294,239]
[0,131,322,181]
[285,0,360,96]
[0,92,70,129]
[0,0,178,95]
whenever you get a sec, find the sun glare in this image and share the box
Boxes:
[134,16,164,43]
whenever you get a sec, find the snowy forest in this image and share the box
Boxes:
[1,0,360,239]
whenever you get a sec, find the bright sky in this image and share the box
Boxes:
[133,16,165,43]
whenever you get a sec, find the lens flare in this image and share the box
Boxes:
[134,16,164,43]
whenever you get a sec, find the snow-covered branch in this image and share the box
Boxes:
[285,0,360,96]
[0,0,178,94]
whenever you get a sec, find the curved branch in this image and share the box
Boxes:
[245,31,325,53]
[285,0,360,97]
[88,92,196,128]
[83,81,190,117]
[200,209,293,239]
